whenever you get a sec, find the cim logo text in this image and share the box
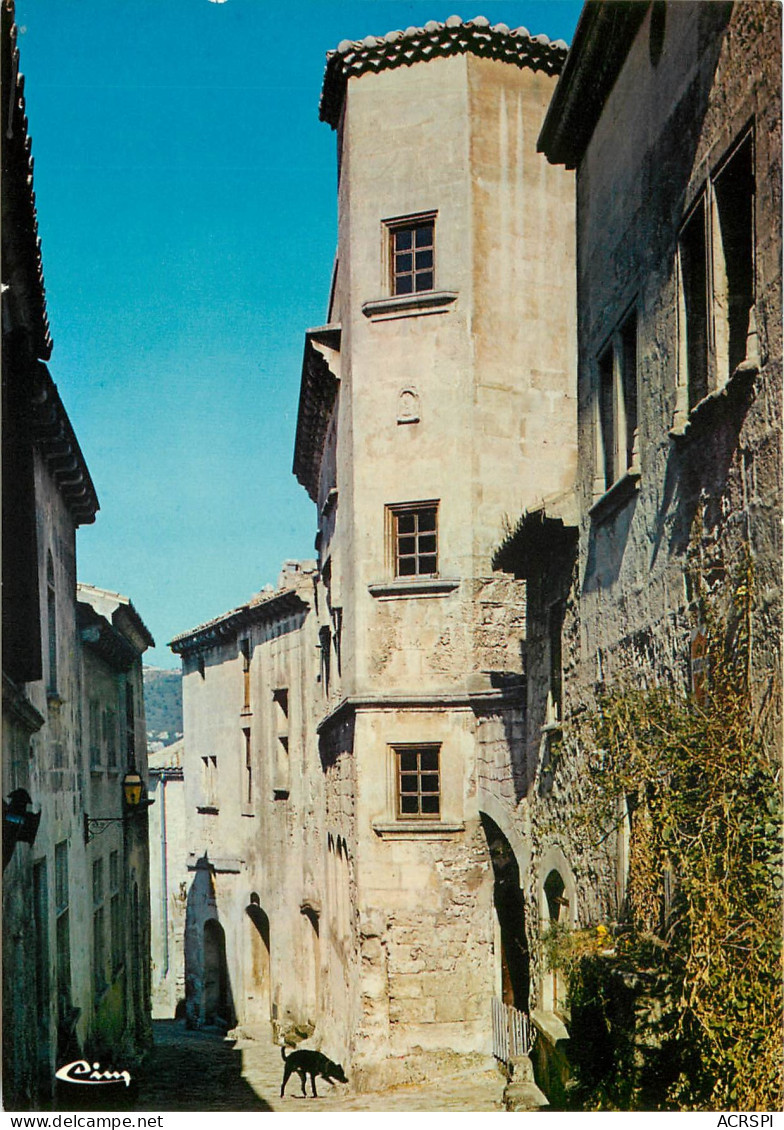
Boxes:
[55,1061,131,1087]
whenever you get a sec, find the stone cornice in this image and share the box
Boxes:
[538,1,648,169]
[293,325,341,503]
[31,364,99,525]
[320,15,568,129]
[2,673,45,733]
[78,603,139,673]
[2,0,52,360]
[169,588,309,655]
[77,583,155,651]
[317,688,523,734]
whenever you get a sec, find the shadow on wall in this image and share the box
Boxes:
[184,855,236,1031]
[481,812,530,1010]
[649,375,756,574]
[245,893,271,1026]
[582,2,739,596]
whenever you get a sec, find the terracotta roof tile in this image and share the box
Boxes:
[320,15,569,127]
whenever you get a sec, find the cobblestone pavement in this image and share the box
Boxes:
[127,1020,506,1113]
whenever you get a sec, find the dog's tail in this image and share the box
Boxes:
[281,1045,289,1063]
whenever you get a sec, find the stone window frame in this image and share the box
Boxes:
[54,840,72,1012]
[388,213,436,297]
[590,303,641,520]
[393,742,442,820]
[198,754,219,813]
[386,500,439,580]
[46,550,58,696]
[109,849,123,976]
[92,856,107,994]
[362,209,458,321]
[673,127,758,433]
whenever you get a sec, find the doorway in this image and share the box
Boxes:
[481,813,529,1010]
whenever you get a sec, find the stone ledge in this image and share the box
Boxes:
[361,290,458,321]
[669,359,759,443]
[368,578,460,599]
[531,1008,570,1046]
[588,467,641,524]
[372,820,465,839]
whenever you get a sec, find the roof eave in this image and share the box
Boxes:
[169,588,309,655]
[538,1,649,169]
[292,325,341,504]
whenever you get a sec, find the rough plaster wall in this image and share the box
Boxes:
[467,56,577,571]
[513,1,783,1021]
[320,714,359,1064]
[353,820,495,1073]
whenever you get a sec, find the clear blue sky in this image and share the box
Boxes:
[17,0,582,668]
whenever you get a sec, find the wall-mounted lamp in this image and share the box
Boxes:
[3,789,41,869]
[84,767,153,843]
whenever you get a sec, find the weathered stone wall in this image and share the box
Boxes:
[302,25,577,1080]
[504,1,782,1098]
[177,565,327,1043]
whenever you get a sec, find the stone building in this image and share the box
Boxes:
[169,562,325,1040]
[291,15,576,1087]
[147,739,187,1019]
[2,0,155,1107]
[494,0,782,1099]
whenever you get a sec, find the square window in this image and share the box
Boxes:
[389,503,439,579]
[596,308,638,493]
[388,215,436,297]
[678,130,755,414]
[395,745,441,819]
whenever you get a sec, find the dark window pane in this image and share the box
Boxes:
[400,795,418,814]
[395,229,413,251]
[396,252,413,273]
[397,513,416,534]
[418,534,436,554]
[415,272,434,292]
[421,774,439,793]
[419,556,437,574]
[398,558,416,576]
[418,509,437,531]
[398,536,416,555]
[420,749,439,771]
[415,225,433,247]
[400,751,418,772]
[415,249,433,269]
[395,275,413,296]
[400,774,419,794]
[421,795,440,814]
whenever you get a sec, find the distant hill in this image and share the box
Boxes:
[143,666,183,749]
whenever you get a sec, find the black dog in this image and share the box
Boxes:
[280,1045,348,1098]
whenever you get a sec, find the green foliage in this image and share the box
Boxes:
[142,666,183,736]
[567,555,782,1111]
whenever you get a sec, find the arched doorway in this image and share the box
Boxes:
[481,813,529,1010]
[245,894,271,1023]
[203,919,231,1026]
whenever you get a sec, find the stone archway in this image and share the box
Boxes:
[245,894,271,1024]
[481,812,530,1010]
[203,919,231,1026]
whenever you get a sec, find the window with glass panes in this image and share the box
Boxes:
[392,504,438,577]
[392,222,434,296]
[395,745,440,819]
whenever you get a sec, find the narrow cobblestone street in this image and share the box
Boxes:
[125,1021,506,1113]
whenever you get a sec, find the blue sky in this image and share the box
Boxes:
[17,0,582,667]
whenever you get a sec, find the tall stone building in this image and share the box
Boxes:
[167,2,780,1107]
[292,15,576,1086]
[2,0,155,1107]
[169,562,325,1039]
[494,0,782,1099]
